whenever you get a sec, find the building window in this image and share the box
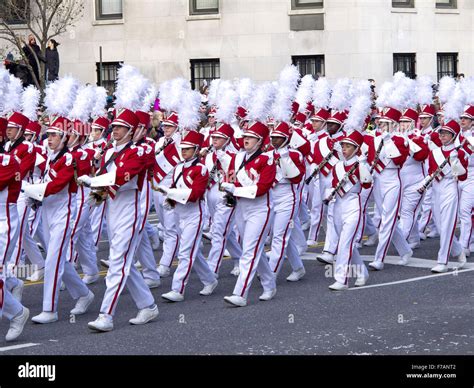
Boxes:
[190,59,220,91]
[292,55,325,79]
[189,0,219,15]
[436,0,456,8]
[291,0,323,9]
[0,0,29,24]
[393,53,416,79]
[437,53,458,81]
[392,0,415,8]
[96,62,121,96]
[96,0,123,20]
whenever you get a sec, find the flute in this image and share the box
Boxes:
[323,162,359,205]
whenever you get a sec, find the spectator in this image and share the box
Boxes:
[45,39,60,82]
[22,34,45,85]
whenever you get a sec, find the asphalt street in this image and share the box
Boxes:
[1,214,473,355]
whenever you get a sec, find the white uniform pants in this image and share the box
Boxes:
[372,169,411,263]
[67,186,99,276]
[357,186,377,243]
[269,183,304,275]
[333,193,368,285]
[171,200,215,294]
[41,192,89,312]
[152,190,179,269]
[232,193,276,299]
[206,185,242,275]
[100,189,154,315]
[432,178,463,264]
[458,176,474,250]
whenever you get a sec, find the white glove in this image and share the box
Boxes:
[423,134,431,144]
[381,132,391,142]
[216,149,225,160]
[277,147,289,159]
[157,185,169,195]
[163,200,173,211]
[449,150,459,161]
[77,175,92,187]
[94,150,102,160]
[221,182,235,194]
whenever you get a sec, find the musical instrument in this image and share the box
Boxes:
[153,185,176,209]
[217,171,236,208]
[88,188,108,206]
[323,162,359,205]
[305,151,333,185]
[369,136,385,174]
[417,140,466,194]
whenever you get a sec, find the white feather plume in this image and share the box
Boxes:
[344,80,372,133]
[215,88,239,125]
[461,76,474,106]
[375,81,394,109]
[44,76,80,116]
[208,79,221,107]
[4,75,23,114]
[237,78,254,109]
[415,76,433,106]
[312,77,331,109]
[444,83,465,122]
[330,78,351,111]
[270,65,300,123]
[295,75,314,112]
[21,85,41,121]
[114,65,150,112]
[140,84,158,112]
[159,78,189,114]
[438,76,456,104]
[0,66,11,115]
[91,86,108,119]
[69,85,96,123]
[247,82,274,122]
[177,89,201,131]
[387,73,409,111]
[401,77,417,109]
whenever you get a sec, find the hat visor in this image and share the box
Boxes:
[178,142,198,149]
[340,139,359,147]
[111,119,133,128]
[210,133,228,139]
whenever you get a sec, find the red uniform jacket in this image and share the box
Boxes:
[428,146,468,182]
[227,151,276,197]
[44,152,77,197]
[0,154,21,203]
[171,160,209,202]
[5,139,36,180]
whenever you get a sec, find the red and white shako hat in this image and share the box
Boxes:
[270,121,292,139]
[47,115,71,135]
[162,111,179,127]
[179,130,204,148]
[111,108,139,130]
[211,123,234,139]
[419,104,436,118]
[310,107,330,122]
[460,105,474,120]
[327,110,348,126]
[379,107,401,123]
[6,111,29,131]
[0,117,7,137]
[440,120,461,137]
[135,110,151,128]
[340,130,364,148]
[400,108,419,123]
[244,121,269,141]
[92,116,111,131]
[24,121,42,137]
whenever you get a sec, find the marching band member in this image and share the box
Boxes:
[399,106,429,249]
[132,108,161,288]
[365,78,413,270]
[0,148,30,341]
[203,88,242,277]
[23,107,94,324]
[221,83,277,307]
[313,78,351,265]
[159,130,218,302]
[267,123,306,280]
[417,76,441,240]
[421,117,468,273]
[327,130,372,290]
[152,112,181,278]
[80,67,158,331]
[457,102,474,256]
[66,86,100,285]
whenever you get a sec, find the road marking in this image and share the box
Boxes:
[0,343,40,352]
[348,268,474,291]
